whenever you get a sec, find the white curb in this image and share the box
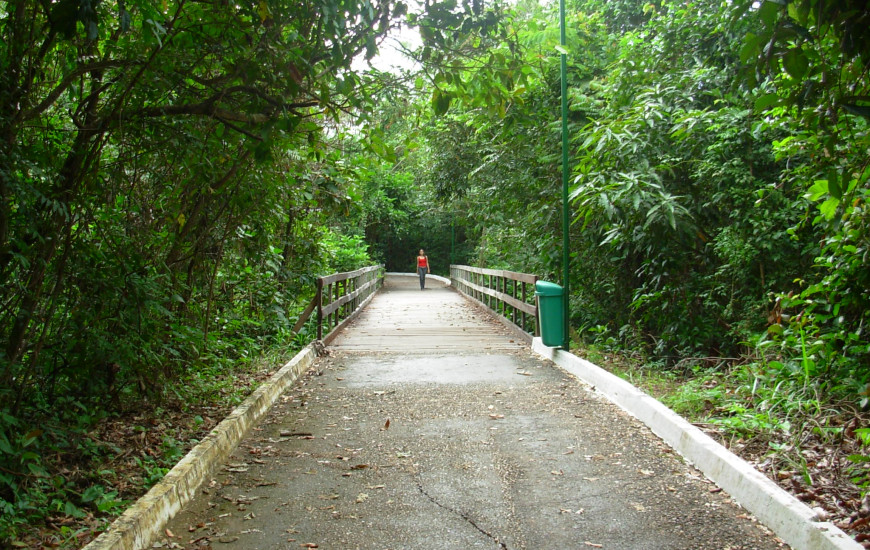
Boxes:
[83,344,318,550]
[531,338,860,550]
[386,271,451,285]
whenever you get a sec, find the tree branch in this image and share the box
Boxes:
[21,61,130,122]
[216,117,263,140]
[134,98,320,124]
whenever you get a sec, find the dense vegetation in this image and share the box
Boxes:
[1,0,869,545]
[0,0,400,540]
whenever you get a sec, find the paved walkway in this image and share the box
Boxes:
[162,275,786,549]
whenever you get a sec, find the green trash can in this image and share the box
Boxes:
[535,281,564,347]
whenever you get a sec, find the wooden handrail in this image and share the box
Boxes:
[292,265,384,341]
[452,265,538,284]
[316,265,384,342]
[320,276,381,317]
[449,264,539,341]
[319,265,381,286]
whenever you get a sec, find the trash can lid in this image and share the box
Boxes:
[535,280,563,296]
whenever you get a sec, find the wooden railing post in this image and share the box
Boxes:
[510,278,514,322]
[532,274,539,335]
[521,279,527,334]
[316,279,324,340]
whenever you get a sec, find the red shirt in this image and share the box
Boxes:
[417,256,429,268]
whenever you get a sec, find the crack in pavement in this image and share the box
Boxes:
[416,481,509,549]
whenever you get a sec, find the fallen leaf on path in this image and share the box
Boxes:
[300,544,319,548]
[638,469,654,476]
[489,414,505,419]
[584,543,603,548]
[368,484,385,489]
[384,418,390,430]
[165,528,174,538]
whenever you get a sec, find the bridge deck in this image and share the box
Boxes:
[329,274,526,353]
[163,275,786,549]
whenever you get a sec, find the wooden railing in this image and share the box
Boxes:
[449,265,539,341]
[293,265,385,343]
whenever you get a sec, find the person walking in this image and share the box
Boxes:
[416,249,430,290]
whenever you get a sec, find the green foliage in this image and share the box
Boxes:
[0,0,402,540]
[1,0,868,540]
[557,0,803,359]
[335,117,471,274]
[0,406,128,542]
[736,0,870,393]
[408,0,867,392]
[320,231,373,273]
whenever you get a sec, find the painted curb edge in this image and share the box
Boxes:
[386,271,451,286]
[82,344,318,550]
[531,338,861,550]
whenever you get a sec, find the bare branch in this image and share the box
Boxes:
[22,61,132,122]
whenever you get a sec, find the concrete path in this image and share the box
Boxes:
[161,275,787,549]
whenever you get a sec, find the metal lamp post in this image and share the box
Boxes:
[559,0,570,351]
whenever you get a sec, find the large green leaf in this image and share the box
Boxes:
[782,47,809,79]
[432,89,451,115]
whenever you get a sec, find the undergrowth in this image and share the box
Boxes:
[0,329,312,548]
